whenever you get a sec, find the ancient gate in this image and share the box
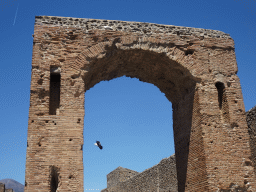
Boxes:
[24,16,256,192]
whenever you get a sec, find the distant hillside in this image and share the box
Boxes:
[0,179,24,192]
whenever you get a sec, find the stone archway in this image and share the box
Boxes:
[25,16,256,192]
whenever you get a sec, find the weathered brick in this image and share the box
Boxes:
[25,16,256,192]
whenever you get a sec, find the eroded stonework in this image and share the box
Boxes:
[25,16,256,192]
[101,154,178,192]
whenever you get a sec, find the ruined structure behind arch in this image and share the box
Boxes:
[25,16,256,191]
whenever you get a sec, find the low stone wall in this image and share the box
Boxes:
[0,183,13,192]
[101,154,177,192]
[0,183,4,192]
[101,105,256,192]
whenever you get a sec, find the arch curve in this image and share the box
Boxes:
[25,16,256,192]
[72,37,201,104]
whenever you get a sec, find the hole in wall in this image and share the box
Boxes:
[231,122,238,128]
[36,112,44,116]
[49,67,61,115]
[215,82,224,110]
[244,161,252,166]
[71,73,80,79]
[185,50,194,56]
[50,166,59,192]
[37,79,43,85]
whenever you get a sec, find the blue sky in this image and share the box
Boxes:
[0,0,255,191]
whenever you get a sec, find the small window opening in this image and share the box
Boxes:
[215,82,230,123]
[215,82,224,109]
[49,67,61,115]
[50,166,59,192]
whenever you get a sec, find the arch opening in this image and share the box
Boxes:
[82,49,200,104]
[80,49,201,191]
[83,76,176,191]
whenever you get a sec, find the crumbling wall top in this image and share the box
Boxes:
[35,15,231,39]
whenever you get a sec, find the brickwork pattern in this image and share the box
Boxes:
[246,106,256,177]
[101,154,177,192]
[106,167,139,188]
[0,183,13,192]
[25,15,256,191]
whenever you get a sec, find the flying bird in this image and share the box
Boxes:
[94,141,103,150]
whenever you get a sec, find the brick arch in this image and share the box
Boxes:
[70,33,201,101]
[72,41,204,191]
[25,16,256,192]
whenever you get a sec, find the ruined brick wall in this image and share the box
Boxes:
[101,154,177,192]
[106,167,139,188]
[0,183,13,192]
[0,183,4,192]
[25,15,256,192]
[246,105,256,177]
[5,189,13,192]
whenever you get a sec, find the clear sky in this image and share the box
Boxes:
[0,0,255,191]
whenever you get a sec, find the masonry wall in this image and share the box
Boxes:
[25,15,256,192]
[101,154,177,192]
[106,167,139,188]
[0,183,13,192]
[0,183,4,192]
[246,105,256,177]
